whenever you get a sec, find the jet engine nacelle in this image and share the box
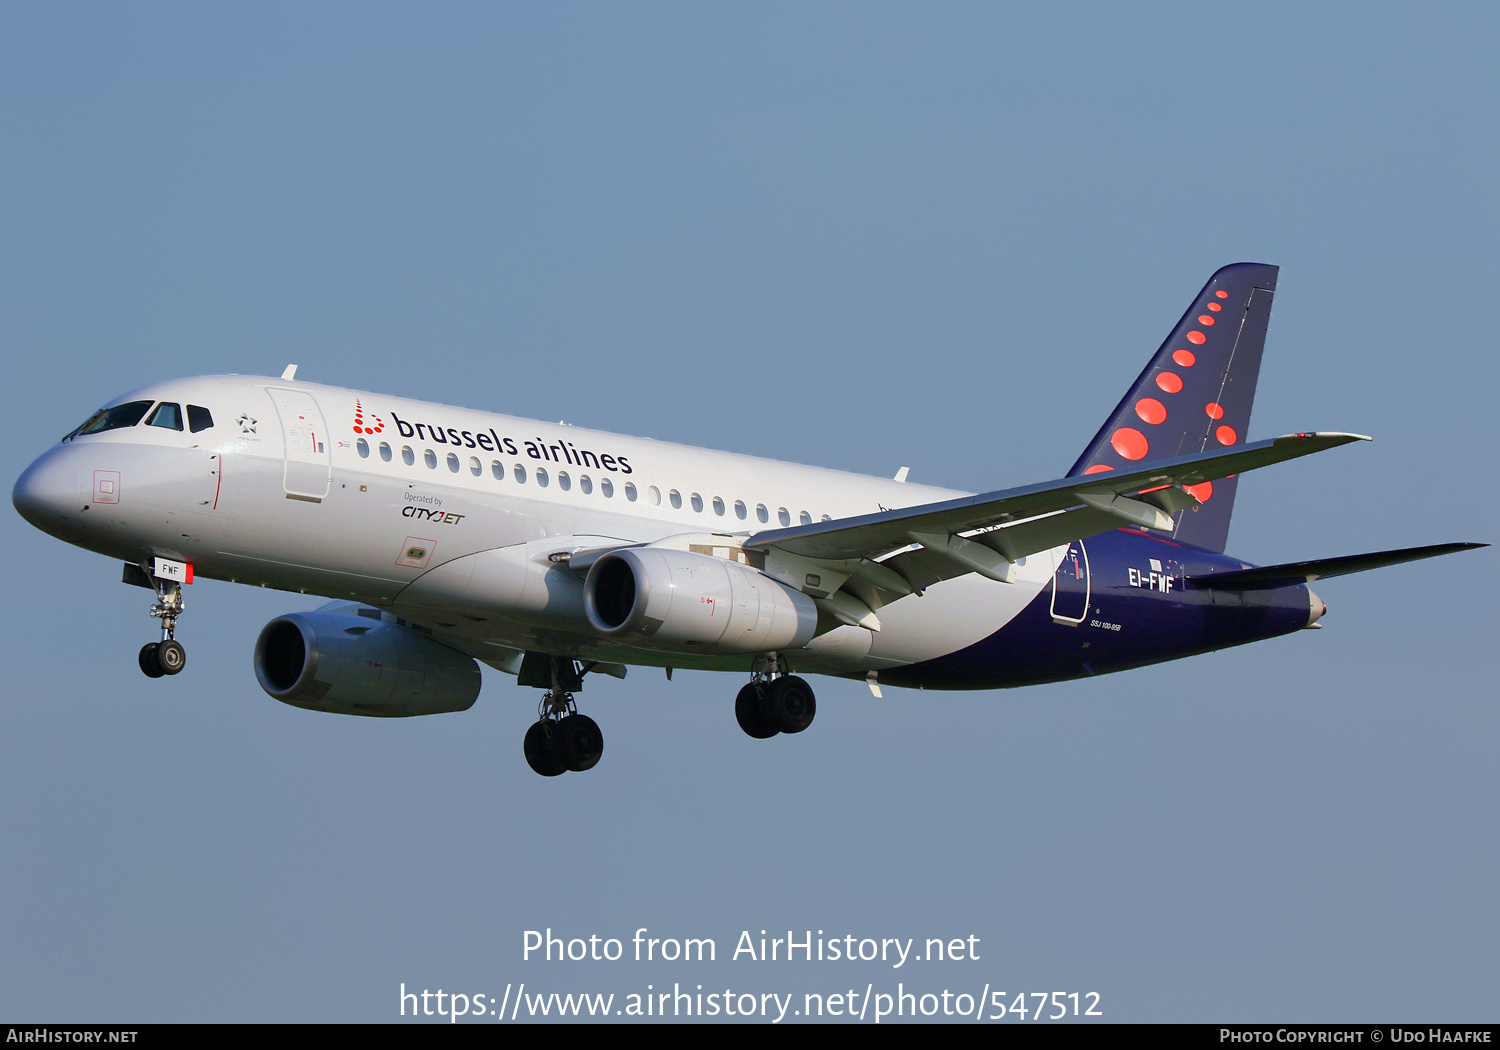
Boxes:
[254,610,481,717]
[583,547,818,653]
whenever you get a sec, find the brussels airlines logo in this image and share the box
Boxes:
[353,400,385,436]
[383,409,635,475]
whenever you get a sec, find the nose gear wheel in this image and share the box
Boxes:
[138,574,189,678]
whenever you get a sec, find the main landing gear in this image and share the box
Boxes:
[735,653,816,740]
[138,577,187,679]
[520,654,604,777]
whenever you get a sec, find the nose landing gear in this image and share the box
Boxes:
[138,576,187,678]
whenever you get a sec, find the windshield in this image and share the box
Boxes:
[66,400,154,440]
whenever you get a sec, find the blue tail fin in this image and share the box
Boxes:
[1067,262,1279,553]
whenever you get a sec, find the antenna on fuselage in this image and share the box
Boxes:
[893,466,909,483]
[281,364,298,381]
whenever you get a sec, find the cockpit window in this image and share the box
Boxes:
[69,400,153,439]
[187,405,214,433]
[146,403,184,431]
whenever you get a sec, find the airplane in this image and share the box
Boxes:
[12,263,1483,777]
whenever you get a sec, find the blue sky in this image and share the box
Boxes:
[2,3,1494,1022]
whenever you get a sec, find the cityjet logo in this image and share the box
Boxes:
[388,411,635,474]
[402,506,465,525]
[353,400,385,436]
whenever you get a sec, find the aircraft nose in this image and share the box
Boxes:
[13,448,86,539]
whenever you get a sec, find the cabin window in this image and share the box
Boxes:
[446,453,459,472]
[380,443,392,462]
[734,500,747,520]
[558,472,571,491]
[647,485,660,505]
[600,478,613,497]
[402,446,415,466]
[356,438,369,458]
[492,460,504,480]
[821,514,832,522]
[690,492,703,513]
[186,405,214,433]
[800,511,812,525]
[513,465,527,483]
[579,475,593,495]
[669,489,682,509]
[536,468,549,487]
[424,450,437,469]
[146,403,184,431]
[712,496,725,516]
[469,456,481,477]
[778,507,790,526]
[756,504,769,523]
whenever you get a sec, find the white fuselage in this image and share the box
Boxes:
[21,374,1057,679]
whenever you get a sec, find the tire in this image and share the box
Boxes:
[138,643,165,679]
[735,683,779,739]
[553,714,603,772]
[156,639,187,676]
[766,675,816,734]
[524,721,566,777]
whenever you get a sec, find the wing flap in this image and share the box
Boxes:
[979,505,1123,563]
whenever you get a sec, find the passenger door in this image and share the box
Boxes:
[267,388,331,502]
[1050,539,1090,625]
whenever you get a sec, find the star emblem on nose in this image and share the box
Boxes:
[237,414,258,434]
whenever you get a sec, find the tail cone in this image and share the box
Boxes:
[1306,588,1327,628]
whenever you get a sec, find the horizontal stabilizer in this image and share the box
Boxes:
[1187,542,1487,591]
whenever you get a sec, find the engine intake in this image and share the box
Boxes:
[583,548,817,653]
[253,610,480,717]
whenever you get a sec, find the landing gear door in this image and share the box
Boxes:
[1050,539,1090,625]
[268,388,331,502]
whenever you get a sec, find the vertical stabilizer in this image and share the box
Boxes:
[1067,262,1278,553]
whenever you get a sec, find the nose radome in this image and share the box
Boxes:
[13,448,85,539]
